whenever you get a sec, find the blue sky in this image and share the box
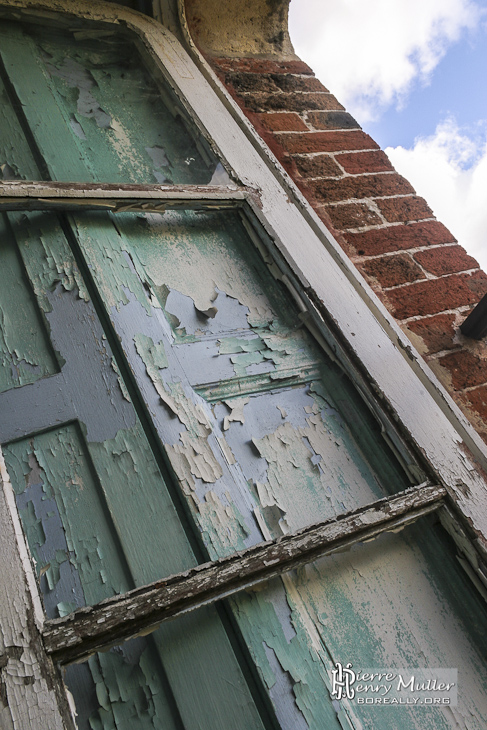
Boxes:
[367,16,487,150]
[289,0,487,270]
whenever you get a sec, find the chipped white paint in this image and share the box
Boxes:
[0,180,251,212]
[223,397,249,430]
[0,448,70,729]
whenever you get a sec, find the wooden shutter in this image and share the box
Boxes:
[1,12,487,730]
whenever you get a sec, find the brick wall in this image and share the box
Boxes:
[205,56,487,442]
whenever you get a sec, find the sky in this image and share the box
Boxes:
[288,0,487,271]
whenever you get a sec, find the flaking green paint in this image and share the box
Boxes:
[0,20,220,185]
[4,425,131,605]
[120,210,278,327]
[0,214,58,392]
[5,422,266,730]
[222,326,318,379]
[218,336,266,355]
[134,333,168,383]
[231,581,343,730]
[70,205,446,728]
[0,73,40,180]
[11,211,89,313]
[71,215,152,312]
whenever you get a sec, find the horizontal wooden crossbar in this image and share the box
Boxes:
[42,483,446,665]
[0,181,256,212]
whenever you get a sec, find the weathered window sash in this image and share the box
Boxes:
[43,482,446,666]
[0,181,257,213]
[0,183,481,670]
[0,185,450,670]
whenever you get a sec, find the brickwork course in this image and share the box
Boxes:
[203,55,487,442]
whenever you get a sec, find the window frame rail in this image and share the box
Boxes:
[42,483,447,666]
[0,181,258,213]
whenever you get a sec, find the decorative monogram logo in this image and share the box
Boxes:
[331,662,356,700]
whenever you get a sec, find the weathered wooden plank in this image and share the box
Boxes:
[43,483,446,665]
[0,181,255,212]
[0,214,58,394]
[0,449,73,729]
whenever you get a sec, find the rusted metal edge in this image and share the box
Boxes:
[42,483,446,666]
[0,181,258,212]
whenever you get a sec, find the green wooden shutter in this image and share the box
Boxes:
[2,15,487,730]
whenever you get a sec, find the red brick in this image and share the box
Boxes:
[270,74,328,93]
[414,245,479,276]
[309,174,414,204]
[377,196,433,223]
[211,58,314,75]
[461,385,487,421]
[438,350,487,389]
[294,154,343,178]
[386,271,487,319]
[326,202,382,229]
[224,72,280,93]
[347,221,456,256]
[406,313,457,354]
[336,151,393,174]
[224,72,327,94]
[307,111,360,131]
[359,254,425,288]
[244,92,344,113]
[276,130,378,154]
[257,112,308,132]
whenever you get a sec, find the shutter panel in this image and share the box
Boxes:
[2,14,487,730]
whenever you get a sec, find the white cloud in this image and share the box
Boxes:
[386,119,487,271]
[288,0,482,120]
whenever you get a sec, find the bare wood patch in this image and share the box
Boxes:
[43,483,446,665]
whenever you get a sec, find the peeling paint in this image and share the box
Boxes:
[4,420,265,729]
[44,55,113,130]
[4,426,131,613]
[123,210,276,327]
[68,204,445,726]
[1,20,222,185]
[2,11,487,729]
[0,214,58,393]
[166,429,223,486]
[286,522,487,729]
[10,212,89,313]
[223,397,249,430]
[231,579,342,730]
[0,73,40,181]
[134,333,168,383]
[85,203,487,729]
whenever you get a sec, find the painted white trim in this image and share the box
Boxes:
[0,181,255,211]
[0,448,70,729]
[0,0,486,582]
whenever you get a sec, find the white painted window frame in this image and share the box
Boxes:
[1,1,487,726]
